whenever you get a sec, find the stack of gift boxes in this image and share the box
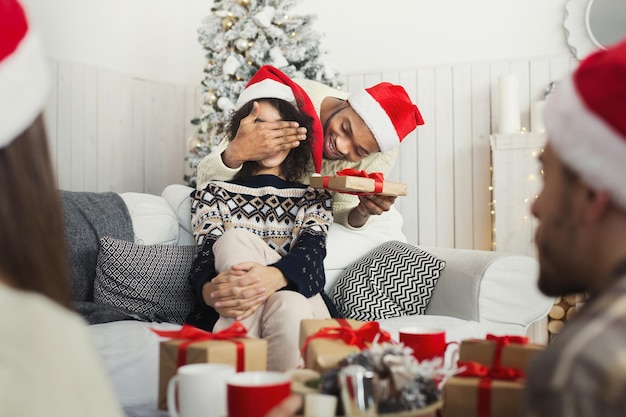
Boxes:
[156,318,544,415]
[156,318,389,409]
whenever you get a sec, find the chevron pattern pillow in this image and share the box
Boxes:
[94,236,196,324]
[330,241,446,321]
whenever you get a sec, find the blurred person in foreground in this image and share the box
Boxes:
[0,1,123,416]
[524,37,626,416]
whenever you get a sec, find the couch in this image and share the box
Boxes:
[61,184,553,417]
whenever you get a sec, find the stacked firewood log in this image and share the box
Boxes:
[547,294,588,341]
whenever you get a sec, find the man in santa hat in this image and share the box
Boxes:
[196,66,424,229]
[524,37,626,416]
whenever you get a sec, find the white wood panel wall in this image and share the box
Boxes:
[43,55,577,250]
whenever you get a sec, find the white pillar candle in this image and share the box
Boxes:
[530,100,546,133]
[498,75,521,134]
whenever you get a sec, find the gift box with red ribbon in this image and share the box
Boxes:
[155,322,267,410]
[309,169,407,196]
[299,318,393,373]
[442,334,544,417]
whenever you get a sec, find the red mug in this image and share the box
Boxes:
[227,371,291,417]
[398,327,459,363]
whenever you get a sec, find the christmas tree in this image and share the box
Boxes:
[185,0,344,186]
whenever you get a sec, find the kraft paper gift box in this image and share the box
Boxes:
[443,377,526,417]
[309,170,407,197]
[457,336,544,372]
[442,335,544,417]
[156,323,267,410]
[299,318,392,373]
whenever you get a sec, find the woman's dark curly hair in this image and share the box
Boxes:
[229,98,314,183]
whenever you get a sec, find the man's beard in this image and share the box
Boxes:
[536,254,585,297]
[535,214,586,297]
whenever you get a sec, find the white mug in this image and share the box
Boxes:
[167,363,236,417]
[304,393,338,417]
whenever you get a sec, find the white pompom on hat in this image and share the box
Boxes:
[544,37,626,209]
[348,82,424,153]
[0,0,50,149]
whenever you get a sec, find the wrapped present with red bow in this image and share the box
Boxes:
[309,169,407,196]
[299,318,394,373]
[442,334,545,417]
[154,322,267,410]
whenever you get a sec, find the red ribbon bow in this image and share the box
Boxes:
[322,168,385,195]
[153,322,248,370]
[456,334,529,417]
[300,319,394,359]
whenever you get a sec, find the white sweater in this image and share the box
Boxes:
[0,283,124,417]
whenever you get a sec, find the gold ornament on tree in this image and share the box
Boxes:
[186,134,203,155]
[237,0,251,6]
[204,91,217,105]
[221,13,237,30]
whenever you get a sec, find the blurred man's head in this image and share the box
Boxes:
[532,38,626,296]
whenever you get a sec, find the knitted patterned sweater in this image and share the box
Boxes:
[186,174,338,330]
[195,78,398,230]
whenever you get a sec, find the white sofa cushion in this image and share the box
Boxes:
[120,192,179,245]
[90,321,178,412]
[324,206,407,292]
[161,184,195,246]
[422,246,552,335]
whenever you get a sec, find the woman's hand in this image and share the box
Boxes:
[202,262,288,320]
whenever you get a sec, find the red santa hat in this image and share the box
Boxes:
[544,37,626,209]
[348,82,424,153]
[236,65,324,174]
[0,0,50,149]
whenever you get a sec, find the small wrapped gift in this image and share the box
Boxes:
[299,318,393,373]
[309,169,407,196]
[155,322,267,410]
[457,335,544,372]
[444,377,524,417]
[442,334,544,417]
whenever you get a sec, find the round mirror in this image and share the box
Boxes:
[565,0,626,59]
[586,0,626,48]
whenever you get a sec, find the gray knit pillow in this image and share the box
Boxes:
[330,241,445,321]
[94,236,196,323]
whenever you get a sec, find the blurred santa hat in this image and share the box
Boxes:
[544,37,626,209]
[348,82,424,153]
[0,0,49,149]
[236,65,324,174]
